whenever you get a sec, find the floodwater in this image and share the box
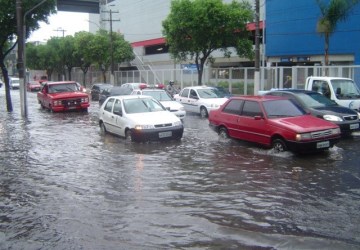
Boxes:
[1,88,360,249]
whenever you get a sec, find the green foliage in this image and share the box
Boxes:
[316,0,360,65]
[0,0,56,111]
[26,30,135,83]
[162,0,254,85]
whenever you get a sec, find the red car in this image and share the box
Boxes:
[208,95,341,153]
[27,80,42,92]
[37,81,90,112]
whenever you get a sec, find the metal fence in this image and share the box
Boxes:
[71,65,360,95]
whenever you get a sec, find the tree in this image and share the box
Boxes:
[0,0,56,112]
[162,0,254,85]
[316,0,360,66]
[74,31,96,87]
[87,30,134,83]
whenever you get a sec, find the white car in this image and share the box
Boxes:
[174,86,228,118]
[10,77,20,89]
[98,95,184,142]
[131,88,186,120]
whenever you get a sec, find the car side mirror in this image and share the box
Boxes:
[254,115,263,120]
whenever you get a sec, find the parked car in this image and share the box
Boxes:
[27,80,42,92]
[264,89,360,135]
[98,95,184,142]
[208,95,341,153]
[90,83,113,101]
[131,87,186,120]
[10,77,20,89]
[174,86,228,118]
[37,81,90,112]
[120,82,148,93]
[98,86,129,106]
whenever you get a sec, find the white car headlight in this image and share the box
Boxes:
[296,133,312,141]
[357,112,360,119]
[173,121,182,127]
[134,124,154,130]
[323,114,343,122]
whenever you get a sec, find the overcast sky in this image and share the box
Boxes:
[29,11,89,42]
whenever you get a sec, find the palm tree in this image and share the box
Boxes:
[316,0,360,66]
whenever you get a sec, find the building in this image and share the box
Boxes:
[266,0,360,66]
[89,0,265,71]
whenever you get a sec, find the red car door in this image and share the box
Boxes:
[237,100,270,145]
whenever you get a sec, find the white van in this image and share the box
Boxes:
[10,77,20,89]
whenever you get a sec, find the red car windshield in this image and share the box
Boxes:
[263,99,306,118]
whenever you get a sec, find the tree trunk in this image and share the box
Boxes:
[325,33,330,66]
[0,60,13,112]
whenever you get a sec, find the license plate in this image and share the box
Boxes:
[350,123,359,130]
[317,141,330,149]
[159,131,172,138]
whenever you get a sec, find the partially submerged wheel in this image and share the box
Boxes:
[219,127,229,139]
[99,121,107,134]
[125,129,132,142]
[200,107,208,118]
[272,138,287,153]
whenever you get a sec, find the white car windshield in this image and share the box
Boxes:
[124,98,165,114]
[197,88,223,98]
[143,91,172,101]
[48,83,78,93]
[331,79,360,99]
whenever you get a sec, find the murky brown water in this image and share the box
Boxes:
[1,88,360,249]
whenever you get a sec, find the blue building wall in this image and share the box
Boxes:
[266,0,360,64]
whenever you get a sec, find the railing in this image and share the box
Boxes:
[70,65,360,94]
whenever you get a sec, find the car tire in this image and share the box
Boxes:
[219,127,229,139]
[272,138,287,153]
[125,129,132,142]
[100,121,107,134]
[200,107,208,118]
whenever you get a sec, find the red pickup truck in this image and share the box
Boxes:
[37,81,90,112]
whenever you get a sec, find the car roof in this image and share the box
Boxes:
[183,86,215,90]
[267,89,319,94]
[109,95,154,100]
[230,95,287,101]
[46,81,77,85]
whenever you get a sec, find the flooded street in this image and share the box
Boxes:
[1,88,360,249]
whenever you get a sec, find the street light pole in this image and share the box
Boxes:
[102,7,120,85]
[18,0,48,118]
[254,0,260,95]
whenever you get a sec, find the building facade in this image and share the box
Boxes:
[266,0,360,66]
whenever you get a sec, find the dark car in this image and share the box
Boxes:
[264,89,360,135]
[98,86,130,106]
[90,83,113,101]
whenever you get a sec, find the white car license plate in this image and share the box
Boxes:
[350,123,359,130]
[317,141,330,149]
[159,131,172,138]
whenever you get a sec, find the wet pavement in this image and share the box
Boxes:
[1,88,360,249]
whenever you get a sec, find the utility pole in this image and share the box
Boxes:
[254,0,260,95]
[54,27,67,37]
[102,7,120,85]
[16,0,25,116]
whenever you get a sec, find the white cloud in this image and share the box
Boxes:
[29,11,89,42]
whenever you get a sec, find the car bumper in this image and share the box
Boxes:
[286,137,340,153]
[131,126,184,142]
[337,122,360,134]
[52,103,90,112]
